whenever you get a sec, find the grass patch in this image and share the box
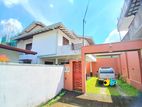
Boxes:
[117,79,139,96]
[86,77,100,94]
[86,77,120,96]
[39,90,66,107]
[107,87,120,96]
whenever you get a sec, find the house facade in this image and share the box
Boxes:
[117,0,142,41]
[14,22,95,64]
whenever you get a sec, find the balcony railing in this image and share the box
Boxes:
[57,43,83,56]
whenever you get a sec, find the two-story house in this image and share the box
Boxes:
[13,22,95,64]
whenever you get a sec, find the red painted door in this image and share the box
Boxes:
[73,61,82,91]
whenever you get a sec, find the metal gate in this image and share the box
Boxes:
[73,61,82,91]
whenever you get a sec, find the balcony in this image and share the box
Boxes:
[122,5,142,41]
[57,43,83,56]
[117,0,140,31]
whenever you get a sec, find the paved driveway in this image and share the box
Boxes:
[50,77,138,107]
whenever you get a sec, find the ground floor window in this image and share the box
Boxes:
[22,60,31,64]
[60,62,69,65]
[44,61,53,65]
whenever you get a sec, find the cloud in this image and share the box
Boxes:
[0,18,23,40]
[49,4,54,8]
[104,29,127,43]
[22,1,51,25]
[2,0,27,7]
[68,0,74,4]
[2,0,51,25]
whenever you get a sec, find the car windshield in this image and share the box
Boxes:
[100,68,114,73]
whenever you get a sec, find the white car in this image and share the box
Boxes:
[98,67,115,80]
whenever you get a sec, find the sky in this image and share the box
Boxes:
[0,0,125,44]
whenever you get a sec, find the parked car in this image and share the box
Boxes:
[98,67,116,86]
[98,67,115,80]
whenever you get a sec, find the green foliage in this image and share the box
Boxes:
[117,79,139,96]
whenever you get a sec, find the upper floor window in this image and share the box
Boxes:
[26,43,32,50]
[63,37,69,45]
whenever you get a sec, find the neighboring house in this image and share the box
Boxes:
[13,22,95,64]
[117,0,142,41]
[0,44,37,63]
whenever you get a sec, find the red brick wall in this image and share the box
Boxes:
[126,51,142,90]
[120,53,128,79]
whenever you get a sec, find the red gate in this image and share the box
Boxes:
[73,61,82,91]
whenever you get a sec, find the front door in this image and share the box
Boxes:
[73,61,82,91]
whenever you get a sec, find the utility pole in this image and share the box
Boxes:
[83,0,90,46]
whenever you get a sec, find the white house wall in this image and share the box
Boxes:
[0,63,64,107]
[17,38,33,50]
[57,29,75,46]
[0,48,20,63]
[32,30,58,56]
[57,29,90,45]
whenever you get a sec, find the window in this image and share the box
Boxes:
[22,60,31,64]
[44,61,53,65]
[26,43,32,50]
[71,43,75,50]
[60,62,69,65]
[63,37,69,45]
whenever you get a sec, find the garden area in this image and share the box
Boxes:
[86,77,139,96]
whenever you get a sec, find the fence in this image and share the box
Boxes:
[0,63,64,107]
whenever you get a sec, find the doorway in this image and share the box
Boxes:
[73,61,82,91]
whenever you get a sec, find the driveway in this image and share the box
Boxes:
[50,91,136,107]
[50,77,139,107]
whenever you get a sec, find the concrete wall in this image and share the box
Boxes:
[0,63,64,107]
[0,48,20,63]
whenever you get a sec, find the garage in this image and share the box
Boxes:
[81,40,142,94]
